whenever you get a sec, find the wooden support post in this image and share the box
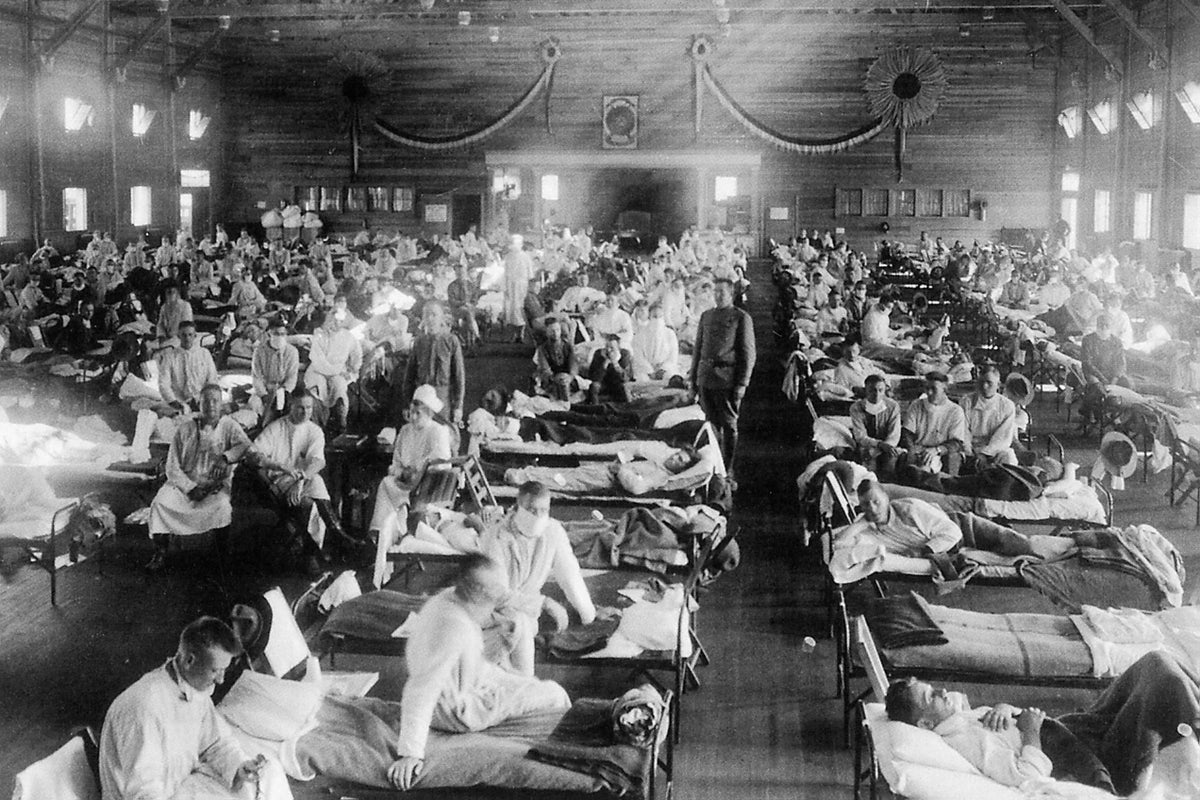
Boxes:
[106,0,119,235]
[166,11,180,234]
[28,0,47,241]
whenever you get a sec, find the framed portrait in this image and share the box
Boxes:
[602,95,639,149]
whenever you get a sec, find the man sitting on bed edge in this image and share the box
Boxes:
[884,651,1200,796]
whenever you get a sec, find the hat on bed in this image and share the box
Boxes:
[1004,372,1035,408]
[1098,431,1139,489]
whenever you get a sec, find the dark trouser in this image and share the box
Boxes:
[698,386,742,471]
[586,366,631,404]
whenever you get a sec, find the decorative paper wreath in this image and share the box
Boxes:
[540,38,562,65]
[333,50,390,105]
[864,47,947,130]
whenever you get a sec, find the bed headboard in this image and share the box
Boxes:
[854,615,891,702]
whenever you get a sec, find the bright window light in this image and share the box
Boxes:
[1087,99,1116,135]
[1133,191,1153,240]
[130,185,152,227]
[188,109,211,140]
[1061,170,1080,193]
[1060,197,1078,251]
[1094,189,1112,234]
[64,97,93,131]
[1126,91,1157,130]
[1177,82,1200,125]
[1057,106,1082,138]
[0,189,7,237]
[63,187,88,231]
[131,103,156,137]
[714,176,738,202]
[541,174,559,202]
[1185,193,1200,250]
[180,169,210,188]
[0,95,9,125]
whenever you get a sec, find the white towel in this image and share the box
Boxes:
[317,570,362,613]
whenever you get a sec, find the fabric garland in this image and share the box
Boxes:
[697,63,887,155]
[374,40,560,152]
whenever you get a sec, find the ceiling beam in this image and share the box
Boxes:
[110,14,167,78]
[170,18,230,87]
[1097,0,1168,67]
[36,0,105,64]
[1048,0,1123,75]
[1178,0,1200,25]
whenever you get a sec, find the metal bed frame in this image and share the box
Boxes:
[0,500,85,606]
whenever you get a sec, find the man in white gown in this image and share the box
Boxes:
[148,384,252,571]
[388,554,571,790]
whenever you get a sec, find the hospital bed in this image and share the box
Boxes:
[295,534,720,748]
[477,419,713,469]
[208,586,677,800]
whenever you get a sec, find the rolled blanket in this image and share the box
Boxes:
[611,684,666,748]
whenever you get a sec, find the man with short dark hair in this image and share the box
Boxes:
[849,374,902,473]
[403,300,466,428]
[586,334,634,403]
[959,365,1018,467]
[157,320,218,412]
[100,616,284,799]
[902,372,968,475]
[884,652,1200,795]
[534,316,578,400]
[156,280,193,341]
[690,277,756,474]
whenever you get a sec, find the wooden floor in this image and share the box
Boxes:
[3,257,1199,798]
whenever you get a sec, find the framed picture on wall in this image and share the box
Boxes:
[601,95,639,149]
[424,203,448,223]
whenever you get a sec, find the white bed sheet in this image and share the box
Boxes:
[882,481,1106,525]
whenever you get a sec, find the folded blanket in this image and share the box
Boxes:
[317,590,427,648]
[528,686,664,796]
[565,507,690,574]
[863,592,948,649]
[546,617,621,659]
[1081,606,1164,645]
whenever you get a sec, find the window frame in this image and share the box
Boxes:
[63,187,88,232]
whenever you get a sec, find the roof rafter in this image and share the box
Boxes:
[37,0,105,64]
[111,14,168,79]
[170,18,231,87]
[1048,0,1123,76]
[1097,0,1168,68]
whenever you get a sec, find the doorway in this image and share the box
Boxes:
[179,193,194,238]
[452,194,482,238]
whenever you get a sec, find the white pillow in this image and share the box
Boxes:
[887,721,980,774]
[219,670,321,742]
[261,588,310,677]
[895,763,1022,800]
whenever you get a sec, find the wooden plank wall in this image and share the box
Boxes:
[1054,0,1199,261]
[219,10,1056,251]
[0,0,223,254]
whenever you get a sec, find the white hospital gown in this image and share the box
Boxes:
[149,417,251,537]
[397,589,570,760]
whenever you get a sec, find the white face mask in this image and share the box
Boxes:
[514,506,548,538]
[270,335,287,349]
[863,398,885,414]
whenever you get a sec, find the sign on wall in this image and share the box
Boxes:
[424,203,448,223]
[602,95,639,149]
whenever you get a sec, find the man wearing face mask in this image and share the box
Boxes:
[849,374,902,474]
[631,303,680,381]
[99,616,288,800]
[157,320,219,413]
[250,317,300,426]
[479,481,596,675]
[369,385,453,552]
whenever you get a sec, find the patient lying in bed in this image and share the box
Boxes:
[503,442,723,497]
[884,651,1200,796]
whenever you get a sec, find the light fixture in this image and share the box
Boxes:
[720,22,732,38]
[1104,62,1121,82]
[982,5,995,20]
[418,0,435,8]
[1057,106,1082,139]
[217,14,231,29]
[156,0,170,12]
[267,28,280,42]
[0,95,8,125]
[716,6,730,23]
[458,10,470,25]
[958,23,970,38]
[1070,70,1083,89]
[488,25,499,43]
[1177,81,1200,125]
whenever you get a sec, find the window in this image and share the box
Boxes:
[0,189,7,237]
[130,186,152,226]
[834,188,862,217]
[1093,189,1112,233]
[1184,194,1200,250]
[1061,197,1078,251]
[1177,82,1200,125]
[714,176,738,203]
[131,103,156,137]
[188,109,211,140]
[180,169,210,188]
[298,186,320,211]
[1126,91,1157,130]
[0,95,9,125]
[916,188,942,217]
[392,187,414,212]
[63,187,87,231]
[1061,170,1080,193]
[366,187,390,212]
[894,188,915,217]
[541,174,559,202]
[64,97,93,131]
[320,187,341,212]
[1087,99,1116,135]
[944,189,971,218]
[345,187,367,212]
[1133,191,1153,241]
[1057,106,1082,139]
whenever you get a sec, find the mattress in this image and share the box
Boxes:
[881,481,1106,525]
